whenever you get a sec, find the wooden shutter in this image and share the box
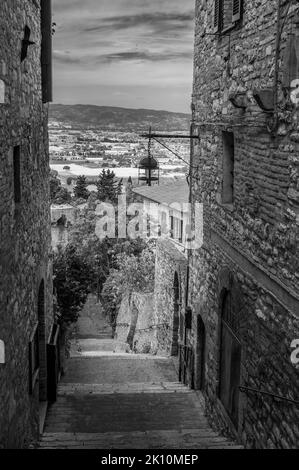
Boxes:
[214,0,221,33]
[232,0,242,23]
[41,0,53,103]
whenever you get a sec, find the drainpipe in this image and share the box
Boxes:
[273,0,283,133]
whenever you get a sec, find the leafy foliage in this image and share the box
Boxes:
[102,246,155,328]
[50,172,72,204]
[53,245,95,325]
[68,205,149,296]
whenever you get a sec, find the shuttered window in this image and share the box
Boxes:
[214,0,222,33]
[232,0,242,22]
[214,0,243,34]
[41,0,53,103]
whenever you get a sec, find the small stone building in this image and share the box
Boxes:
[132,182,189,364]
[184,0,299,448]
[0,0,53,448]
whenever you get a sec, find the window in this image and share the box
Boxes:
[222,131,235,204]
[41,0,53,103]
[170,215,183,243]
[214,0,243,34]
[0,340,5,364]
[0,79,5,104]
[13,146,21,204]
[219,290,241,428]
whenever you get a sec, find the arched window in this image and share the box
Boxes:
[219,289,241,428]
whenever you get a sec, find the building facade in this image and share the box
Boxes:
[182,0,299,448]
[132,182,189,362]
[0,0,53,448]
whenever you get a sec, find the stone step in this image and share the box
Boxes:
[39,430,243,449]
[58,382,191,396]
[44,391,211,434]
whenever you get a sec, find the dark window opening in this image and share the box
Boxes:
[222,131,235,204]
[57,215,67,227]
[13,146,21,204]
[219,290,241,428]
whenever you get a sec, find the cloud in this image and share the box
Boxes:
[53,50,83,65]
[84,12,194,36]
[51,0,195,112]
[99,50,193,64]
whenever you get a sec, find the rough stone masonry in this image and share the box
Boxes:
[0,0,53,448]
[187,0,299,448]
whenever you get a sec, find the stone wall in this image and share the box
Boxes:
[115,292,156,354]
[114,240,188,357]
[154,239,188,356]
[0,0,53,448]
[188,0,299,448]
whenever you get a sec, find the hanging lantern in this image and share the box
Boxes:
[138,156,160,186]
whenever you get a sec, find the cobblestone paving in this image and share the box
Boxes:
[40,296,242,449]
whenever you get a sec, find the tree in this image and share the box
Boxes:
[53,244,96,325]
[74,175,89,200]
[97,169,122,204]
[50,172,61,200]
[102,247,155,329]
[54,187,72,205]
[68,204,149,298]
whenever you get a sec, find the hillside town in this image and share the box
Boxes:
[49,124,190,189]
[0,0,298,453]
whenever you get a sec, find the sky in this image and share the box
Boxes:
[52,0,195,113]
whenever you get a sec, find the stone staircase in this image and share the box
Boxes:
[39,381,242,449]
[39,296,242,449]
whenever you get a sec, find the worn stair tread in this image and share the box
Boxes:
[39,430,242,449]
[57,382,191,395]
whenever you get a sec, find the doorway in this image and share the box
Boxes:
[219,289,241,429]
[196,315,206,390]
[171,272,180,356]
[37,280,48,431]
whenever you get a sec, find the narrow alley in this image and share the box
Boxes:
[39,297,242,449]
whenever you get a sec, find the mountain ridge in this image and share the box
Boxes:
[49,104,191,132]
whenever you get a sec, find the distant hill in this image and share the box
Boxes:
[49,104,191,132]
